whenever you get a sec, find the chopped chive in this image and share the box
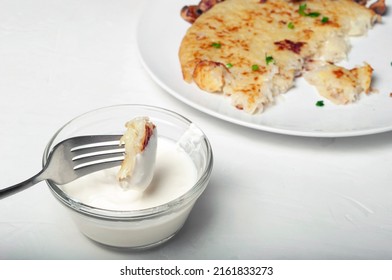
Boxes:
[265,55,274,65]
[211,42,221,49]
[308,12,320,18]
[298,3,307,16]
[288,22,295,29]
[321,16,329,23]
[298,3,320,18]
[226,63,233,68]
[251,64,259,71]
[316,100,325,107]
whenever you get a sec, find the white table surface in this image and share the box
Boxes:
[1,0,392,260]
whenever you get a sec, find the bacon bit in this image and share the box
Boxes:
[369,0,387,16]
[180,6,202,24]
[353,0,368,5]
[353,0,386,15]
[142,123,155,151]
[181,0,225,23]
[274,39,305,54]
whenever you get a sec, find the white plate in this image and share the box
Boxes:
[136,0,392,137]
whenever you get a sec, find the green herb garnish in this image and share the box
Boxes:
[211,42,221,49]
[226,63,233,68]
[265,55,275,65]
[321,16,329,23]
[298,3,320,18]
[298,3,307,16]
[316,100,325,107]
[251,64,259,71]
[288,22,295,29]
[308,12,320,18]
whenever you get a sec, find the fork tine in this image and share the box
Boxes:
[55,134,125,181]
[70,135,125,174]
[73,152,125,169]
[72,144,124,160]
[73,159,124,178]
[69,135,122,149]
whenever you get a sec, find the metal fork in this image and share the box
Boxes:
[0,135,124,199]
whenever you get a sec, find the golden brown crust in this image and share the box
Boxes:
[192,60,228,92]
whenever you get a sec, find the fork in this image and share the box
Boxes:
[0,135,124,199]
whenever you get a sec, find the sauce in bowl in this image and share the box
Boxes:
[61,137,197,211]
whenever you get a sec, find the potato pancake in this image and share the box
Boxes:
[179,0,379,113]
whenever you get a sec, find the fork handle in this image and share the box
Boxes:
[0,170,45,199]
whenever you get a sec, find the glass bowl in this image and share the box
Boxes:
[43,104,213,249]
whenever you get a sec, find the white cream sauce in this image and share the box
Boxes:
[61,137,198,211]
